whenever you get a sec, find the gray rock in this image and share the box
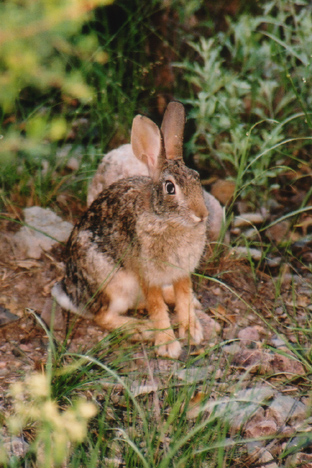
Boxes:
[270,335,288,350]
[266,257,282,268]
[233,213,266,228]
[200,385,275,431]
[238,327,260,346]
[246,441,265,455]
[226,386,275,431]
[41,298,65,331]
[0,306,19,327]
[243,228,259,240]
[174,366,216,383]
[235,386,275,403]
[267,395,307,427]
[231,246,262,261]
[222,343,241,355]
[2,435,29,459]
[245,419,277,438]
[14,206,73,259]
[258,449,278,468]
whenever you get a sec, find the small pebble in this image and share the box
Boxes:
[233,213,265,228]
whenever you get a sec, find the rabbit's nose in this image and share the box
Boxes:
[191,203,209,223]
[198,201,209,221]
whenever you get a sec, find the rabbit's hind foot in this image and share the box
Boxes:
[95,309,154,342]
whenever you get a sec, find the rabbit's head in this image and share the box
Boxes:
[131,102,208,228]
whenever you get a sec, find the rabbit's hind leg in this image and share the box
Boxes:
[94,307,154,342]
[94,272,154,342]
[174,277,203,345]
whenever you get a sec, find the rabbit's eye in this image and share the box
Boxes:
[165,181,176,195]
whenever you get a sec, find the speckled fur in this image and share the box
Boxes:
[52,103,209,358]
[87,146,224,242]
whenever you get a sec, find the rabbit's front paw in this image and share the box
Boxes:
[179,314,203,345]
[155,331,182,358]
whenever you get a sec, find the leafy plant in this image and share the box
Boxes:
[176,0,312,201]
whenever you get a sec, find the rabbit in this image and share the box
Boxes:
[52,102,209,358]
[87,138,225,246]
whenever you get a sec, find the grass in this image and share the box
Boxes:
[2,273,312,468]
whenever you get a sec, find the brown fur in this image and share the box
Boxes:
[52,102,208,358]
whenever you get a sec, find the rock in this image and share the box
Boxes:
[232,349,272,373]
[2,435,29,458]
[266,220,290,243]
[230,227,241,236]
[196,310,221,339]
[41,298,65,331]
[270,335,288,351]
[227,386,274,431]
[232,348,305,377]
[231,247,262,261]
[258,449,278,468]
[271,353,305,376]
[292,234,312,252]
[222,343,241,355]
[238,327,260,346]
[56,143,84,162]
[243,228,259,240]
[245,418,277,438]
[0,368,9,377]
[235,386,275,405]
[267,395,307,427]
[174,366,215,383]
[203,385,275,431]
[247,407,265,425]
[285,435,311,452]
[246,441,265,455]
[210,179,236,205]
[286,452,312,468]
[233,213,266,228]
[0,306,19,327]
[14,207,73,259]
[266,257,282,268]
[66,156,80,171]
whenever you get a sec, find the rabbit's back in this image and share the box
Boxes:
[87,144,148,206]
[71,177,149,262]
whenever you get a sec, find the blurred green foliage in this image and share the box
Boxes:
[0,0,113,165]
[0,0,164,209]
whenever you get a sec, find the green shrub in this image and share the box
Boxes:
[176,0,312,201]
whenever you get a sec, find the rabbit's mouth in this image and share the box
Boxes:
[190,212,208,224]
[170,212,207,230]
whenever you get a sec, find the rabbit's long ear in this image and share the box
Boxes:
[161,101,185,160]
[131,115,164,180]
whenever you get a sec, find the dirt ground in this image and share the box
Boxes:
[1,196,312,466]
[1,209,311,389]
